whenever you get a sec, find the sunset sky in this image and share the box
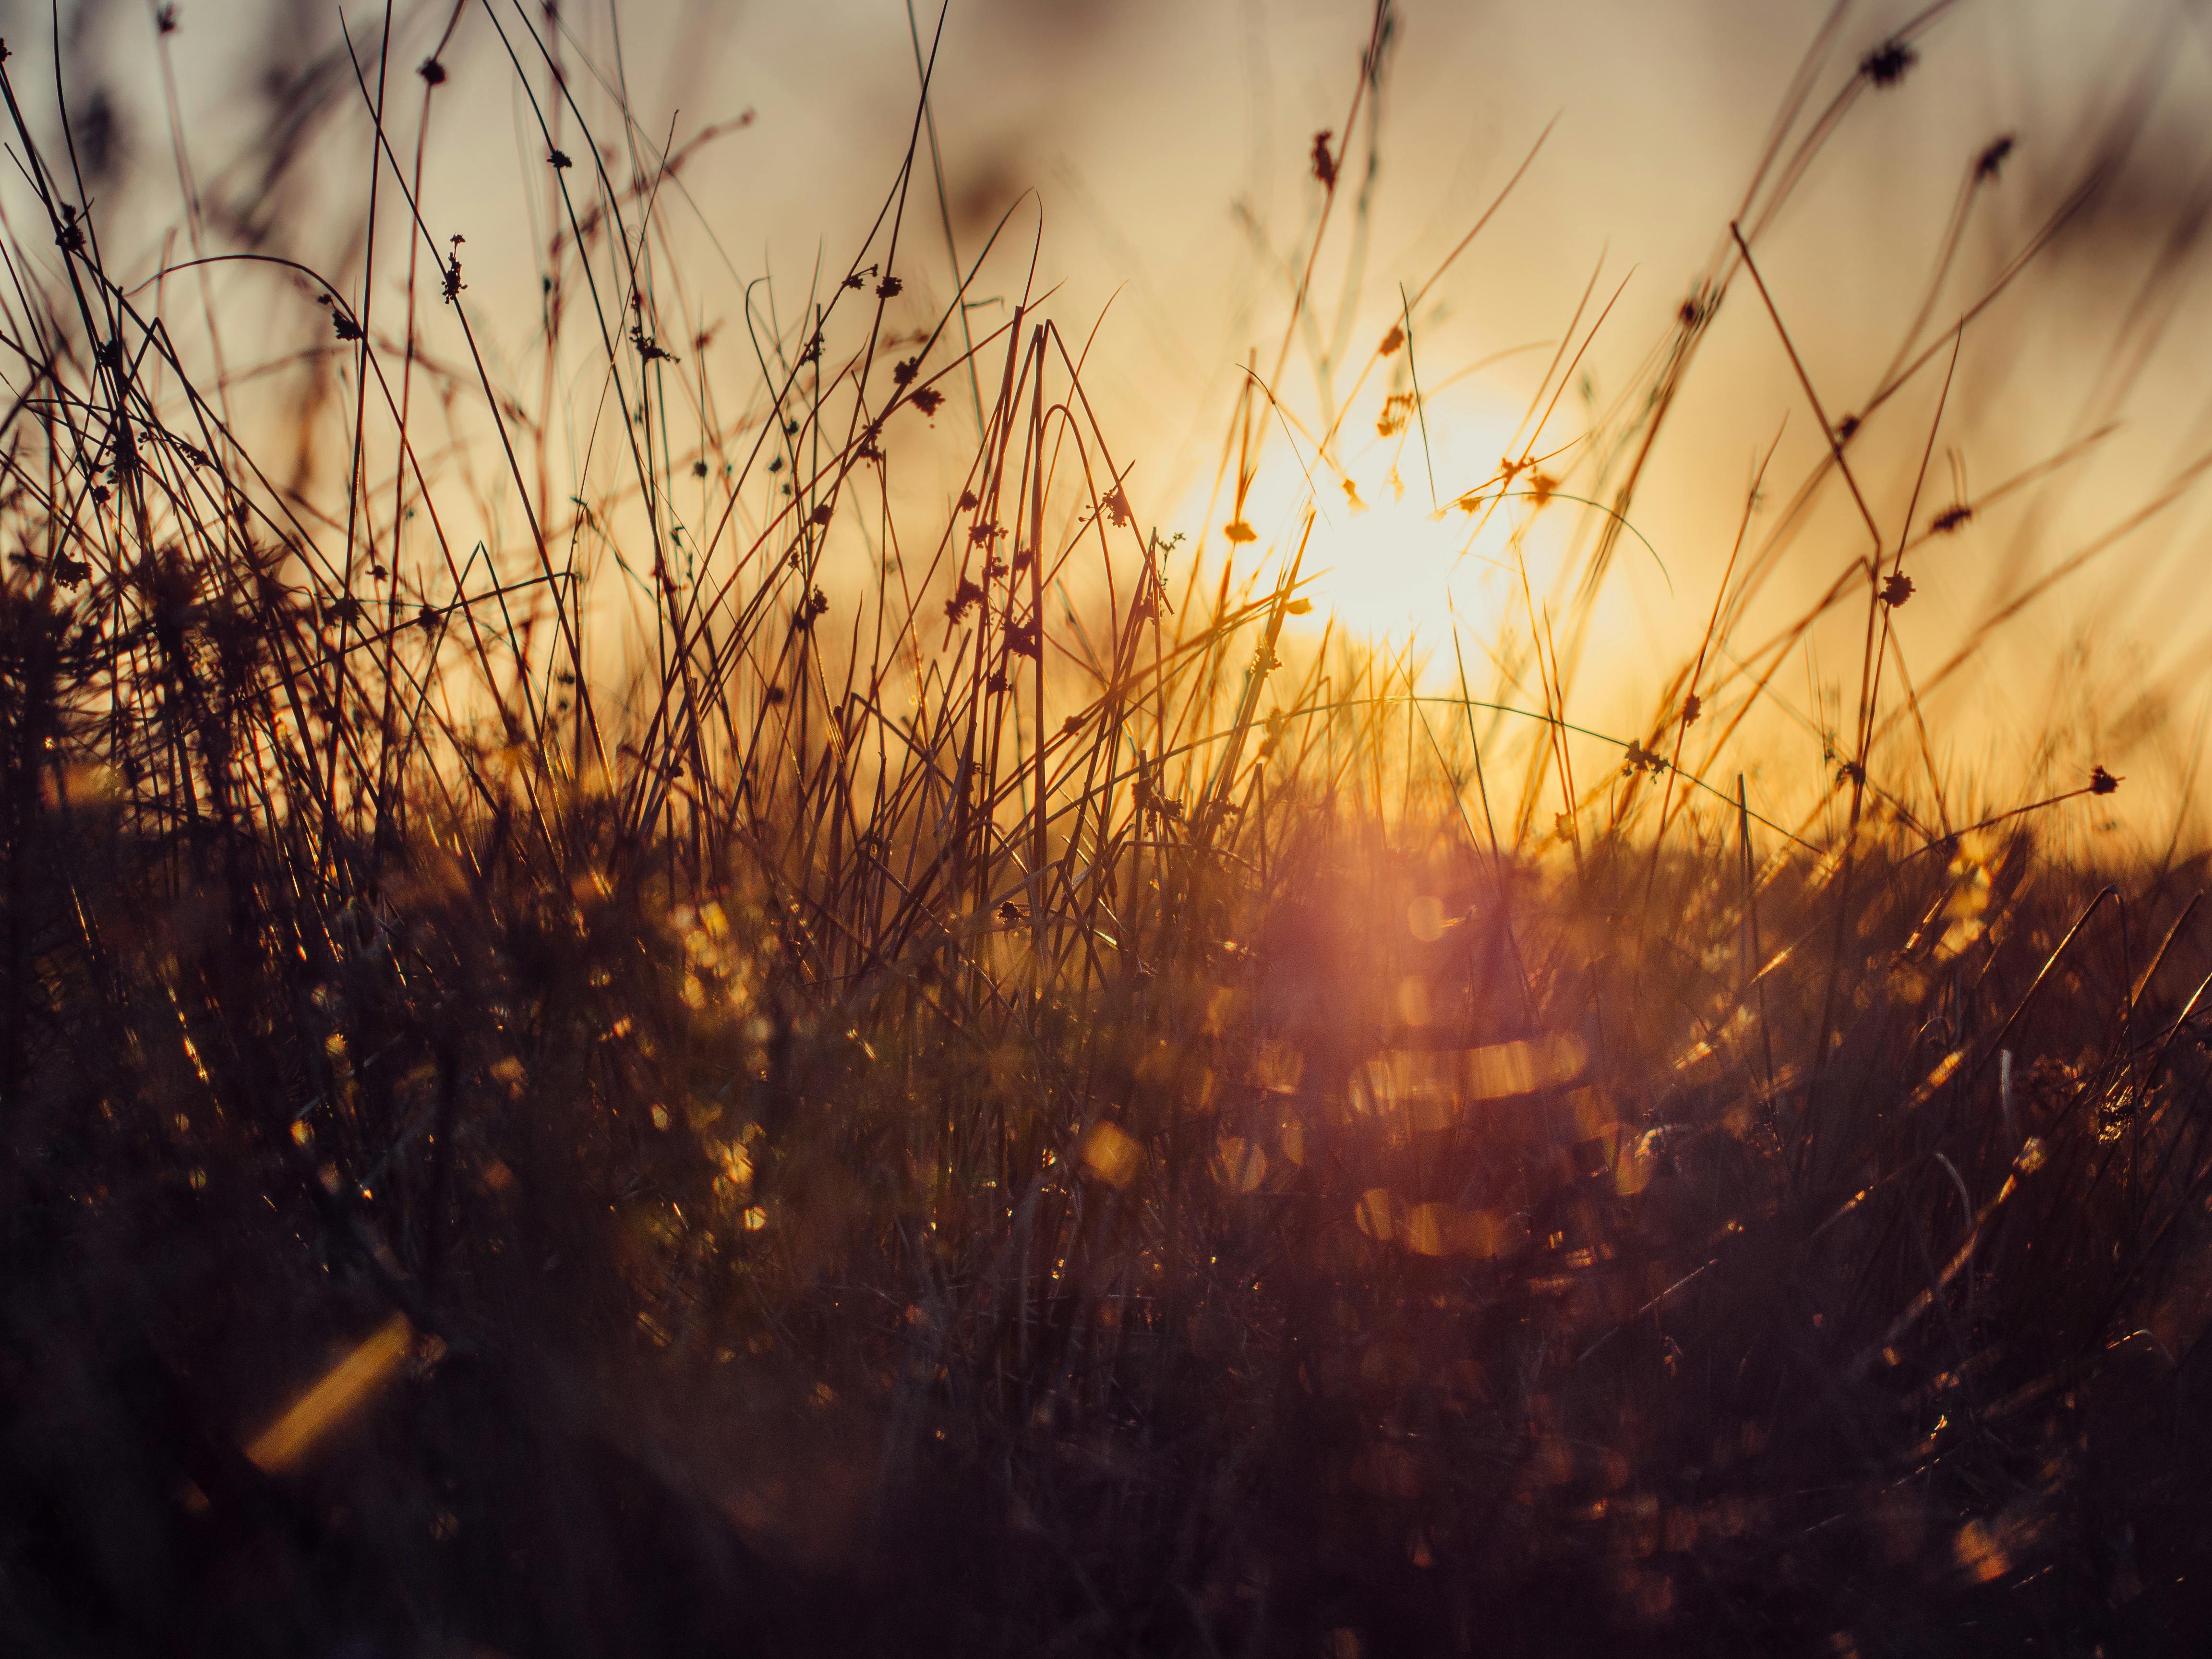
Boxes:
[21,0,2212,820]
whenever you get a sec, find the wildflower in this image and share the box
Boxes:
[1257,709,1289,760]
[1311,130,1339,189]
[1880,571,1914,607]
[419,57,446,84]
[442,237,465,304]
[1860,38,1916,87]
[876,274,902,299]
[1976,135,2015,180]
[1224,519,1258,544]
[1379,324,1406,356]
[548,148,572,169]
[1929,504,1972,534]
[911,386,943,416]
[892,356,921,386]
[157,4,178,32]
[944,579,984,623]
[2090,766,2120,795]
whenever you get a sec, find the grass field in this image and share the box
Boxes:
[5,3,2212,1654]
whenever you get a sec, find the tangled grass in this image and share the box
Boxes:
[4,4,2212,1655]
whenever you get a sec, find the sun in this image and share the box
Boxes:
[1187,384,1576,649]
[1293,473,1498,640]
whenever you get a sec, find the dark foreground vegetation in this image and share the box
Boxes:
[5,3,2212,1654]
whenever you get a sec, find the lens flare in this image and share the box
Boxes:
[245,1312,414,1474]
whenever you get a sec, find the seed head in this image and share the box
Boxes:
[1310,130,1338,189]
[1860,38,1916,88]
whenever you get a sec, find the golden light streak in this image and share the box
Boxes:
[244,1311,414,1474]
[1350,1033,1590,1129]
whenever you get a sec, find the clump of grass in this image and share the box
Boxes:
[3,4,2211,1655]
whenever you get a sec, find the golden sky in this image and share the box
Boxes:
[25,0,2212,830]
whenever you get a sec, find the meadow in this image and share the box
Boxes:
[4,2,2212,1654]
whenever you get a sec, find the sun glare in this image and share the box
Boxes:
[1192,386,1577,649]
[1296,479,1500,640]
